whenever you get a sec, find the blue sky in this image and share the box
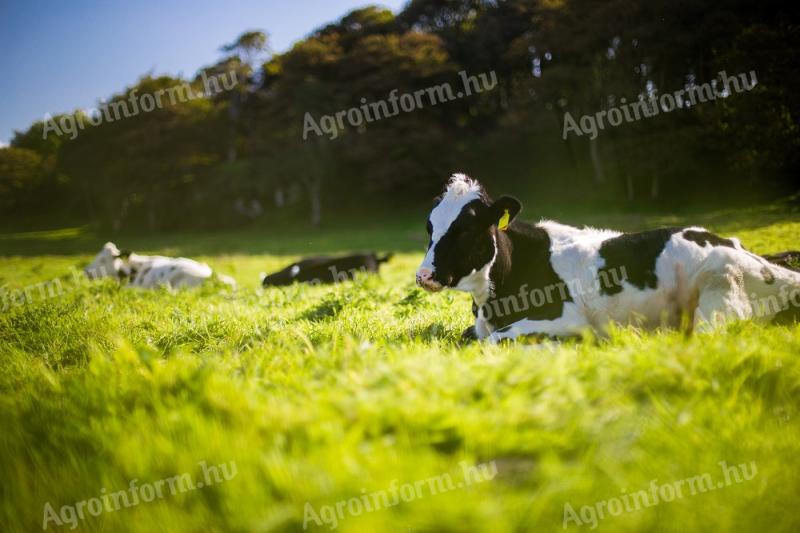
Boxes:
[0,0,408,145]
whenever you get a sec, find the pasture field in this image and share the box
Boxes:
[2,205,800,532]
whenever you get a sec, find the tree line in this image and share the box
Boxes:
[2,0,798,230]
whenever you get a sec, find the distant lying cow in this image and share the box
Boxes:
[416,173,800,343]
[261,253,393,287]
[762,251,800,272]
[85,242,236,289]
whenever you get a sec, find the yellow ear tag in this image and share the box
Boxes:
[498,209,510,231]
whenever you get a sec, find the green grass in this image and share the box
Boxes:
[2,206,800,532]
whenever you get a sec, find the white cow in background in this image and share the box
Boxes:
[85,242,236,289]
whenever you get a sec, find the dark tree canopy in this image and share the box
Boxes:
[3,0,798,230]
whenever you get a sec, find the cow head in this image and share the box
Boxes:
[416,174,521,292]
[261,264,301,287]
[85,242,131,279]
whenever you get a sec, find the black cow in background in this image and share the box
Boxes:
[261,253,393,286]
[763,251,800,272]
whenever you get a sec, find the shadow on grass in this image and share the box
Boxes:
[2,202,798,257]
[0,222,424,257]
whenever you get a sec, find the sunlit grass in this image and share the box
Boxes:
[0,225,90,241]
[1,209,800,532]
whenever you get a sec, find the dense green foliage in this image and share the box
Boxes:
[1,208,800,532]
[2,1,799,230]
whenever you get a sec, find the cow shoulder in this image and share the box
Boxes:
[486,221,574,327]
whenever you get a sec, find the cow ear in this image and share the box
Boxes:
[485,196,522,230]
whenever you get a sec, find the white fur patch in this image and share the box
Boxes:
[419,174,483,272]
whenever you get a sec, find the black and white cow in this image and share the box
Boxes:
[416,173,800,342]
[261,253,393,287]
[85,242,236,289]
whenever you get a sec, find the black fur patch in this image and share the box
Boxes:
[772,302,800,324]
[460,326,478,342]
[682,230,736,249]
[481,223,574,329]
[598,228,683,295]
[762,251,800,272]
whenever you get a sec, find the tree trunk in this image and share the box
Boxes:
[589,137,605,183]
[554,110,577,168]
[227,92,240,162]
[650,174,660,199]
[147,199,157,231]
[83,180,95,223]
[626,174,635,202]
[307,178,321,227]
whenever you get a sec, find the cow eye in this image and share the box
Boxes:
[426,220,433,235]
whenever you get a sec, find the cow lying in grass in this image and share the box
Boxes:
[261,253,393,286]
[416,173,800,343]
[85,242,236,289]
[761,251,800,271]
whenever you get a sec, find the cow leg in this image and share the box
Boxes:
[461,326,478,342]
[693,264,753,331]
[691,245,800,330]
[485,304,589,343]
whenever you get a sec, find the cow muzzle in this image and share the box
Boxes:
[416,267,443,292]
